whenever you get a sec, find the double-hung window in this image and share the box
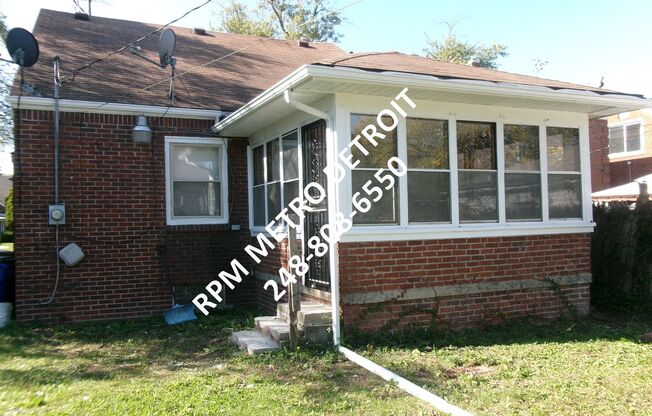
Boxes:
[165,137,228,225]
[351,114,399,225]
[609,122,642,155]
[457,121,498,222]
[547,127,582,219]
[406,118,451,223]
[251,130,300,227]
[504,124,541,221]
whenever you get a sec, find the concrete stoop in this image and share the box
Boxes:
[230,302,332,354]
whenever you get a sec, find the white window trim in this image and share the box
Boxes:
[608,119,644,158]
[164,136,229,226]
[248,125,305,234]
[341,110,592,242]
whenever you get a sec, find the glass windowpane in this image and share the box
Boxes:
[352,170,399,224]
[504,125,540,171]
[282,131,299,181]
[171,145,220,181]
[548,174,582,218]
[253,146,264,185]
[457,121,497,170]
[267,182,281,221]
[458,171,498,222]
[505,173,541,221]
[253,186,265,226]
[626,124,641,152]
[173,182,221,217]
[407,118,449,169]
[608,126,624,154]
[351,114,397,168]
[408,171,450,223]
[266,139,280,182]
[547,127,580,172]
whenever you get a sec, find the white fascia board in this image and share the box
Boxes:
[7,96,223,120]
[211,65,312,134]
[211,64,650,135]
[304,65,650,112]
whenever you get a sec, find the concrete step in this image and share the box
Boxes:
[277,302,332,327]
[255,316,290,342]
[229,330,279,355]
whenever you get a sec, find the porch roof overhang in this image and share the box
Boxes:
[212,64,650,137]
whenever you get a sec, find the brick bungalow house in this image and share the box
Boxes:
[10,10,648,341]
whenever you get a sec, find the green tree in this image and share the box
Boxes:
[424,23,508,70]
[216,0,342,42]
[0,13,15,146]
[4,187,12,232]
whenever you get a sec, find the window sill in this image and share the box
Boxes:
[608,150,645,160]
[166,217,229,226]
[339,221,595,242]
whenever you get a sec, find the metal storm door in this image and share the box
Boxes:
[302,120,330,291]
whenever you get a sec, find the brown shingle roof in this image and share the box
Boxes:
[314,52,637,96]
[14,9,345,110]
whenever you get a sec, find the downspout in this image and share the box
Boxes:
[283,90,341,346]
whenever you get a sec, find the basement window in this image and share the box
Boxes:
[165,137,229,225]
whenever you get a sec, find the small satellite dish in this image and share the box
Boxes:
[6,27,40,67]
[159,28,176,68]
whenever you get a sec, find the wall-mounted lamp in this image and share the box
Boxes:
[132,115,152,144]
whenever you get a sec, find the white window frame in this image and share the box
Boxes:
[340,109,593,242]
[164,136,229,226]
[608,120,644,158]
[248,127,303,233]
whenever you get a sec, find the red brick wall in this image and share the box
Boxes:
[609,156,652,187]
[589,119,611,192]
[339,233,591,332]
[13,109,254,322]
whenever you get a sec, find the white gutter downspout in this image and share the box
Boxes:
[283,90,341,346]
[283,90,473,416]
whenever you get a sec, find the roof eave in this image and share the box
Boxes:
[211,65,312,134]
[212,64,651,135]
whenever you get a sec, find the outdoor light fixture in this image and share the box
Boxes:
[132,115,152,144]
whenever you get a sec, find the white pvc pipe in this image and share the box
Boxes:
[339,346,474,416]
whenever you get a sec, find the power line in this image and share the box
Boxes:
[60,0,365,117]
[62,0,213,84]
[142,0,365,91]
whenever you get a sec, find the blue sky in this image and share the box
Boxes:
[1,0,651,174]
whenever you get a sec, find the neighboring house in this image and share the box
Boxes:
[591,109,652,192]
[592,173,652,202]
[9,10,648,336]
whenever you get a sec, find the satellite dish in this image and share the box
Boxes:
[159,28,176,68]
[6,28,40,67]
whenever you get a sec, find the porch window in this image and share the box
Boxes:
[347,113,588,232]
[504,124,541,221]
[608,122,642,155]
[547,127,582,219]
[351,114,399,225]
[165,137,228,225]
[457,121,498,222]
[406,118,450,223]
[251,130,300,227]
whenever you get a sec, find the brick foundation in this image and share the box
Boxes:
[13,110,254,322]
[339,233,591,333]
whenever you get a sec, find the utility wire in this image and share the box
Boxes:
[142,0,365,91]
[62,0,213,84]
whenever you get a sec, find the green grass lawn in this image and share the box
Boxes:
[1,310,650,416]
[349,312,652,416]
[0,309,430,416]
